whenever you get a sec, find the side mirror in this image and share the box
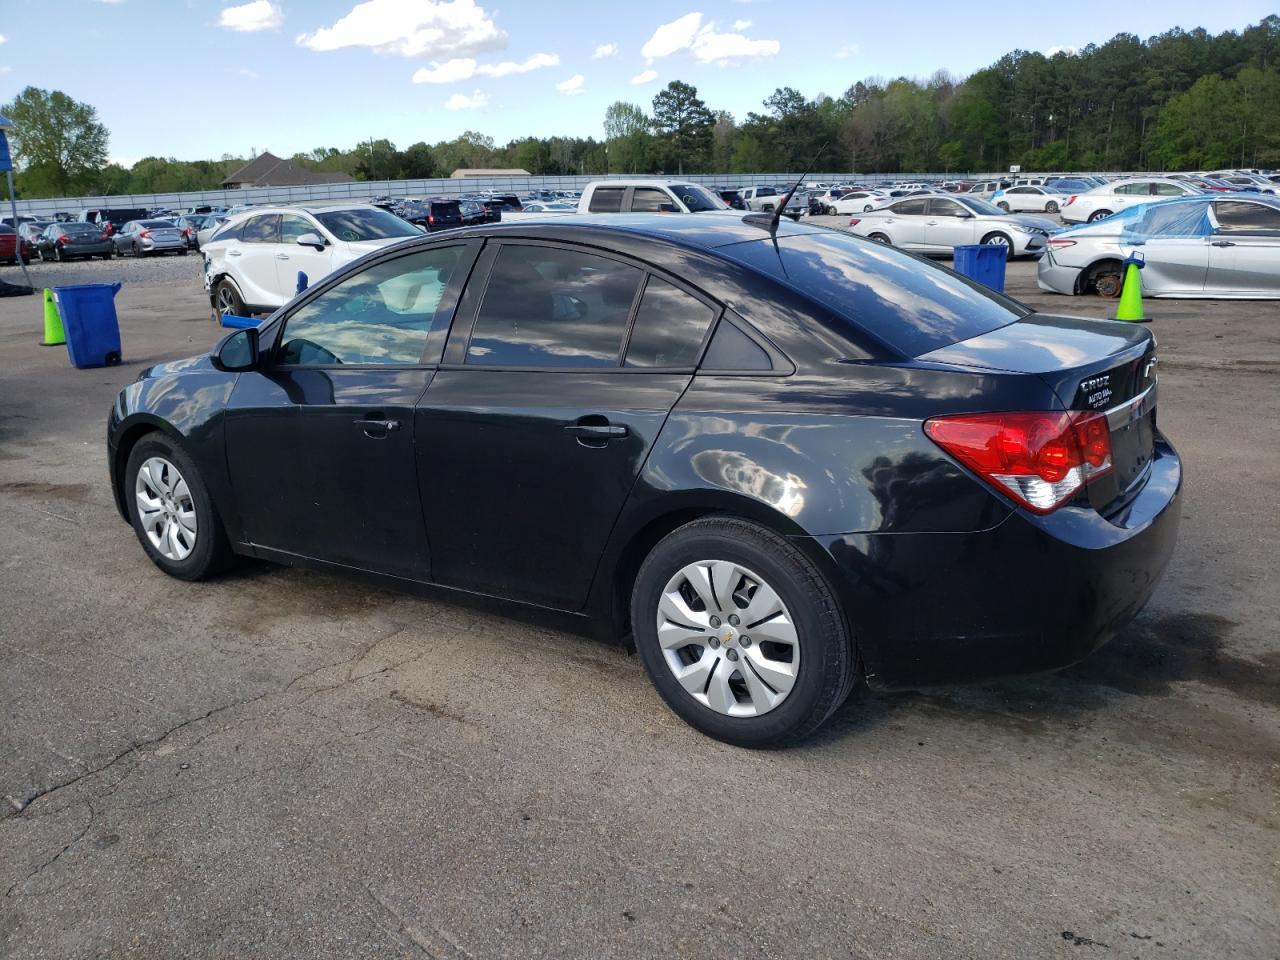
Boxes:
[296,232,327,250]
[213,327,259,371]
[658,203,679,214]
[956,211,974,219]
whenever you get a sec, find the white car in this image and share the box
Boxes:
[829,190,890,215]
[847,194,1057,258]
[991,185,1071,214]
[578,180,730,215]
[1059,178,1203,224]
[202,204,422,316]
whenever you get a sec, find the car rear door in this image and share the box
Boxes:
[882,198,928,248]
[1206,200,1280,295]
[415,240,719,610]
[224,241,479,579]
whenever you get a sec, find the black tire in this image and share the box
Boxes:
[868,232,892,245]
[996,201,1011,212]
[631,517,856,748]
[1045,200,1059,214]
[981,232,1013,259]
[179,248,188,256]
[214,278,247,316]
[133,242,143,257]
[54,246,64,262]
[102,251,113,260]
[125,433,236,581]
[1088,209,1112,223]
[863,204,874,212]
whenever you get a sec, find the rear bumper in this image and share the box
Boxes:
[809,435,1182,689]
[1037,251,1082,294]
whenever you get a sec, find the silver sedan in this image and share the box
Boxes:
[113,220,188,257]
[1037,194,1280,298]
[846,194,1058,258]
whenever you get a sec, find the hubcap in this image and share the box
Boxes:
[987,235,1010,246]
[135,457,197,561]
[216,288,236,312]
[656,560,799,718]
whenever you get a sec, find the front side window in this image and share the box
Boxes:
[241,215,280,243]
[277,247,465,365]
[1214,201,1280,232]
[588,188,625,213]
[930,198,965,217]
[624,277,717,367]
[467,245,642,368]
[280,214,317,243]
[670,184,728,211]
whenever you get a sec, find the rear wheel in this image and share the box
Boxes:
[53,246,64,262]
[868,232,891,245]
[126,433,235,581]
[981,231,1013,258]
[1088,209,1113,223]
[632,517,855,748]
[996,201,1011,212]
[863,204,874,212]
[133,242,143,257]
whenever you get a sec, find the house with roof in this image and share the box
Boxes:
[221,151,355,189]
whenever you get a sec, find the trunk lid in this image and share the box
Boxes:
[920,314,1158,514]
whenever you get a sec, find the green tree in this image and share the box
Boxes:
[652,81,713,174]
[603,101,653,173]
[2,87,109,196]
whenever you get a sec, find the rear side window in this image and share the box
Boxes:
[241,215,280,243]
[701,320,772,371]
[588,188,625,213]
[624,277,716,367]
[721,232,1026,358]
[890,198,927,216]
[468,245,642,368]
[1153,182,1185,196]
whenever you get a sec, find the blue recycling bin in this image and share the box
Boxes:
[54,282,123,368]
[953,244,1007,293]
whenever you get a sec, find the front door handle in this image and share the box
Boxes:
[276,253,290,260]
[354,417,401,439]
[1211,240,1236,247]
[565,418,628,447]
[228,249,242,257]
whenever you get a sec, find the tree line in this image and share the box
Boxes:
[2,15,1279,200]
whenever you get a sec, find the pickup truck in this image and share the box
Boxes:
[577,180,731,215]
[738,186,806,220]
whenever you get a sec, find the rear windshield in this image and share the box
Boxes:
[140,220,175,228]
[721,231,1028,357]
[64,223,102,234]
[314,208,419,242]
[431,201,461,215]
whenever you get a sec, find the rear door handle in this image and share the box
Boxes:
[228,249,242,257]
[1211,240,1236,247]
[354,417,401,439]
[275,253,290,260]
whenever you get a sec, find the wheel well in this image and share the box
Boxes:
[1079,257,1124,295]
[110,423,168,521]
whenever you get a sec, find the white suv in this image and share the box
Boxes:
[1059,178,1203,224]
[202,203,422,316]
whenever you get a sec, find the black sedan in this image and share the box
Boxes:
[37,222,115,261]
[106,216,1181,746]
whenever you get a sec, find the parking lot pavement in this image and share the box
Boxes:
[0,263,1277,959]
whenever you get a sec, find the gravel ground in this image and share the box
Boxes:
[2,250,205,290]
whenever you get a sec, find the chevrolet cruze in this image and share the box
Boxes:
[109,215,1181,746]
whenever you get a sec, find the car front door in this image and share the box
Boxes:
[1207,200,1280,295]
[223,241,479,579]
[276,213,333,297]
[416,241,719,610]
[923,197,979,251]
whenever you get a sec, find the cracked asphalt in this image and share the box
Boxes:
[0,258,1277,959]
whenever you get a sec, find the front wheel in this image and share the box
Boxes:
[126,433,235,580]
[981,232,1013,259]
[1088,209,1112,223]
[632,517,855,747]
[996,201,1011,212]
[1045,200,1059,214]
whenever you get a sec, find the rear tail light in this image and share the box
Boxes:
[1065,195,1077,205]
[1046,238,1077,249]
[848,217,860,226]
[59,234,71,244]
[139,229,151,238]
[427,214,435,225]
[925,410,1112,513]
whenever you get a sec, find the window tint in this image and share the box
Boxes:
[277,247,464,365]
[721,232,1026,357]
[890,198,927,216]
[624,277,717,367]
[929,198,965,217]
[1214,201,1280,232]
[588,188,625,213]
[241,215,279,243]
[467,245,642,368]
[701,319,772,371]
[630,188,673,213]
[279,214,315,243]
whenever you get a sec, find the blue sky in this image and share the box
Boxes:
[0,0,1274,165]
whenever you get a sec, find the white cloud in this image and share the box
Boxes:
[1046,45,1078,57]
[297,0,505,58]
[640,13,779,66]
[630,69,658,85]
[0,66,11,75]
[641,13,702,60]
[0,34,7,44]
[556,74,585,95]
[412,52,558,84]
[238,67,261,79]
[218,1,284,32]
[834,42,859,59]
[592,42,618,59]
[444,90,490,110]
